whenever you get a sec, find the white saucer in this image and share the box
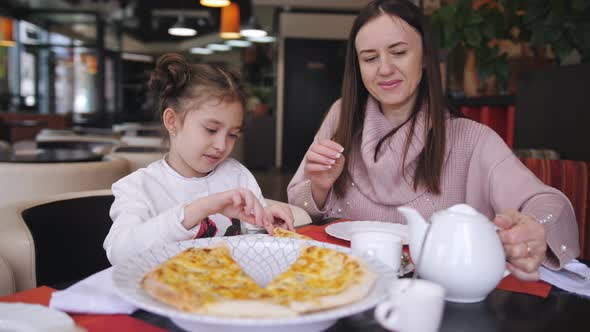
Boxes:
[0,303,80,332]
[325,221,409,245]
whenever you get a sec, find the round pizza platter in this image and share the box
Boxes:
[113,235,397,332]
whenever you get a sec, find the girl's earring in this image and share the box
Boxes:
[171,131,177,137]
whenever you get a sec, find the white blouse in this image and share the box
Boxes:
[104,158,265,265]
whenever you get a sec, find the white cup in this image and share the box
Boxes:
[375,279,446,332]
[351,231,402,273]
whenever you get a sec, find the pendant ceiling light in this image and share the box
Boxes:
[200,0,230,8]
[0,17,15,47]
[168,16,197,37]
[240,16,267,39]
[226,39,252,47]
[220,2,240,39]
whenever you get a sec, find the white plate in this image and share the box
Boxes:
[325,221,409,244]
[113,235,397,332]
[0,303,80,332]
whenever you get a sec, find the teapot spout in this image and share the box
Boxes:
[398,206,428,264]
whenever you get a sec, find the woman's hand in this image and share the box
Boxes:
[184,188,269,230]
[303,139,345,207]
[263,204,295,234]
[494,210,547,281]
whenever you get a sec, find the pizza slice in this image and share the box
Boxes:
[265,245,377,313]
[141,243,297,318]
[271,227,313,240]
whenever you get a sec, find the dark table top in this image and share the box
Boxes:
[129,285,590,332]
[1,119,48,127]
[0,148,104,163]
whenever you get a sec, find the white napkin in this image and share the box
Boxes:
[49,267,137,314]
[540,259,590,298]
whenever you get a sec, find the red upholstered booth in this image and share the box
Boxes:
[520,158,589,259]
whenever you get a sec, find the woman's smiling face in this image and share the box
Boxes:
[355,13,424,114]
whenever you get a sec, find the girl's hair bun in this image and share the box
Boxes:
[149,53,191,99]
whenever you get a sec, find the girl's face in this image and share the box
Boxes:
[166,99,243,178]
[355,14,424,114]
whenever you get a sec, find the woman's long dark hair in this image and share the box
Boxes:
[333,0,459,197]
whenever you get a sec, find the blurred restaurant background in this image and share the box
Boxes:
[0,0,588,204]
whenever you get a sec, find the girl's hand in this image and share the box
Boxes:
[216,188,269,228]
[184,188,270,230]
[303,139,345,207]
[263,204,295,234]
[494,210,547,281]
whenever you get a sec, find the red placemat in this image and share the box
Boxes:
[297,222,350,247]
[0,287,166,332]
[297,220,552,298]
[496,275,552,298]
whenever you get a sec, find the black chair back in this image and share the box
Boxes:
[21,195,114,288]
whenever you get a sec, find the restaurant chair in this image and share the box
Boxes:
[0,140,11,152]
[0,253,15,296]
[266,199,312,227]
[109,146,165,172]
[520,158,589,259]
[0,156,130,207]
[0,190,114,292]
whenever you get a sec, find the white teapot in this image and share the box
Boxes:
[398,204,507,303]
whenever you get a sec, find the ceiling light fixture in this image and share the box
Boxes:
[200,0,230,8]
[220,2,240,39]
[168,16,197,37]
[226,39,251,48]
[247,35,276,43]
[207,43,231,51]
[240,16,267,39]
[190,47,214,55]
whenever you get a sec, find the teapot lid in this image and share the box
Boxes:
[433,204,489,223]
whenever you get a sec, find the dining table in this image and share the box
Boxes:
[1,220,589,332]
[0,148,104,163]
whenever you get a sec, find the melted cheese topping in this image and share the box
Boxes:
[272,228,312,240]
[147,246,273,305]
[265,246,365,304]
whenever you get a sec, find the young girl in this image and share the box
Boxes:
[104,53,294,265]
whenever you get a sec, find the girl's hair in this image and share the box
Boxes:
[333,0,460,197]
[148,53,247,139]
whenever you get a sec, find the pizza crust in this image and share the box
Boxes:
[272,227,312,240]
[202,300,298,318]
[142,273,201,312]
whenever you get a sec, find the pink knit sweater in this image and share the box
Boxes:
[287,97,579,269]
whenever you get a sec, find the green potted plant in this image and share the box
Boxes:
[431,0,510,96]
[499,0,590,64]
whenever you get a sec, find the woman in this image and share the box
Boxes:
[287,0,579,280]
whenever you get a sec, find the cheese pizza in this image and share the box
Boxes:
[271,227,313,240]
[266,245,377,313]
[141,242,376,318]
[141,243,297,318]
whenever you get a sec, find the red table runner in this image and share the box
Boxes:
[297,220,552,298]
[0,286,166,332]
